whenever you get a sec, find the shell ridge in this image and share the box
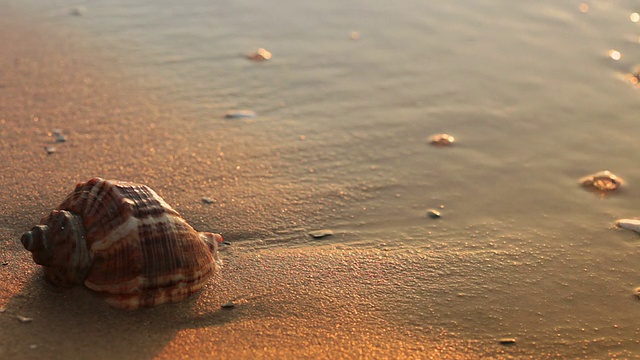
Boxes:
[90,216,140,251]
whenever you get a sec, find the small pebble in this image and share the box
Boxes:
[201,197,214,204]
[633,287,640,299]
[499,338,516,345]
[221,241,231,246]
[427,209,441,219]
[16,315,33,323]
[246,48,272,61]
[309,229,333,238]
[0,307,6,313]
[53,130,66,142]
[224,110,257,119]
[1,261,7,266]
[70,6,86,16]
[29,344,38,350]
[44,146,56,155]
[350,31,361,40]
[221,301,235,309]
[429,133,455,146]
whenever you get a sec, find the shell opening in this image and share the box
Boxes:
[198,232,223,269]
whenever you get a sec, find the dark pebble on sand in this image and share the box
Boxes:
[499,338,516,345]
[224,110,256,119]
[201,197,214,204]
[221,301,235,309]
[53,129,66,142]
[309,229,333,238]
[70,6,85,16]
[427,209,441,219]
[44,146,56,155]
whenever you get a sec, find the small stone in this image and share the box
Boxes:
[16,315,33,323]
[221,241,231,246]
[201,197,214,204]
[350,31,360,40]
[309,229,333,239]
[29,344,38,350]
[633,287,640,299]
[55,132,66,143]
[224,110,257,119]
[429,133,455,146]
[44,146,56,155]
[221,301,235,309]
[246,48,272,61]
[70,6,86,16]
[1,261,7,266]
[427,209,441,219]
[499,338,516,345]
[0,307,6,313]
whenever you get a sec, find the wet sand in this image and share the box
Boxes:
[0,8,503,360]
[4,2,640,359]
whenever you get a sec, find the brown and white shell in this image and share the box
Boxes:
[20,178,223,309]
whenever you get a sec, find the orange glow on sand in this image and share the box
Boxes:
[579,3,589,13]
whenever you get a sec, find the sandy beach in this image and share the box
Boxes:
[4,1,640,358]
[0,7,494,360]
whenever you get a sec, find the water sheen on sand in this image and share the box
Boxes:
[3,0,640,358]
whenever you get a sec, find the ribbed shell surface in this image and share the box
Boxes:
[56,178,216,309]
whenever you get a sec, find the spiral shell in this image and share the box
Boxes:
[21,178,223,309]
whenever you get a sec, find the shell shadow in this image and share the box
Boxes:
[0,270,240,360]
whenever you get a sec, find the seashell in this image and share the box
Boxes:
[20,178,223,309]
[246,48,272,61]
[616,219,640,233]
[429,133,455,146]
[579,170,623,192]
[427,209,441,219]
[499,338,516,345]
